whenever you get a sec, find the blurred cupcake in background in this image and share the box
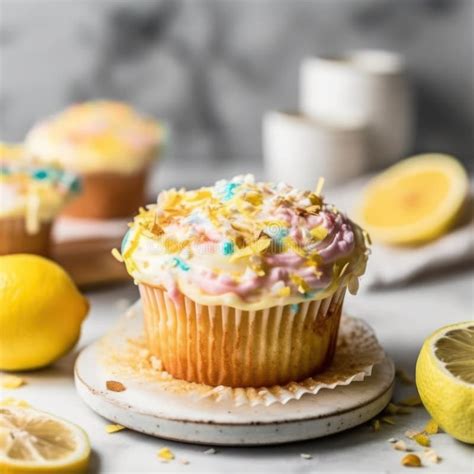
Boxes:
[25,100,164,219]
[0,142,80,256]
[120,175,370,388]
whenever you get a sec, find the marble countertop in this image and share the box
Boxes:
[6,266,473,473]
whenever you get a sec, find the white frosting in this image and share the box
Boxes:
[25,101,163,174]
[121,175,370,310]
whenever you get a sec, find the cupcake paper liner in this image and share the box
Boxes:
[140,284,346,387]
[203,315,385,406]
[61,163,152,219]
[0,216,52,256]
[100,304,385,407]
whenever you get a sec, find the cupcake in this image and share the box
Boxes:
[25,100,163,219]
[0,143,80,256]
[120,175,369,388]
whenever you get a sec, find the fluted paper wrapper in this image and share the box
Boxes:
[101,305,385,407]
[140,284,346,388]
[62,166,149,219]
[0,217,52,256]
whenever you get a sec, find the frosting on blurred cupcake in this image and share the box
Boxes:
[0,144,80,233]
[25,100,163,174]
[121,175,370,310]
[0,142,25,162]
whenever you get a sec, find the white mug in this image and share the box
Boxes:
[300,50,414,169]
[262,110,368,190]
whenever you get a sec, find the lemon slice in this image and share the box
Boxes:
[358,154,468,245]
[0,406,90,473]
[416,321,474,444]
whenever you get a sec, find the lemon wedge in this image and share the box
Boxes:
[416,321,474,444]
[358,154,468,245]
[0,406,90,473]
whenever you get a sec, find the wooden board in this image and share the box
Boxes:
[53,237,130,289]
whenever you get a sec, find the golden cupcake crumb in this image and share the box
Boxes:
[401,454,422,467]
[423,448,442,464]
[106,380,126,392]
[393,440,409,452]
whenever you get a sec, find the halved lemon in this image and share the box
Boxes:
[358,154,469,245]
[416,321,474,444]
[0,406,90,473]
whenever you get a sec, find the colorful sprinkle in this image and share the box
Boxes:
[266,225,289,241]
[290,304,300,313]
[121,228,132,254]
[222,240,235,255]
[120,174,369,305]
[278,286,291,297]
[32,169,49,180]
[172,257,190,272]
[222,182,240,201]
[111,248,124,262]
[60,173,81,193]
[291,274,310,294]
[315,177,325,196]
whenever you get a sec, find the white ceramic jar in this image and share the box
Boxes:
[262,110,368,190]
[300,50,414,169]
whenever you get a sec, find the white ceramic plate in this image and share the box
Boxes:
[75,308,394,446]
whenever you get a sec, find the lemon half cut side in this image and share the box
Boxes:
[358,153,469,245]
[0,406,90,473]
[416,322,474,444]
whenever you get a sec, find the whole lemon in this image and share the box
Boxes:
[0,254,89,371]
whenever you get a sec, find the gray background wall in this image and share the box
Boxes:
[0,0,473,174]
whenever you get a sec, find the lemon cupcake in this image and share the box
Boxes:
[0,143,80,256]
[120,175,369,388]
[25,100,163,219]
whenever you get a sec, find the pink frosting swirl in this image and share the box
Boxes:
[125,175,369,304]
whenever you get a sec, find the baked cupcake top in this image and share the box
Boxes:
[120,175,370,310]
[0,143,80,233]
[25,100,163,174]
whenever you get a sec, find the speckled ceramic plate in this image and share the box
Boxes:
[75,308,394,446]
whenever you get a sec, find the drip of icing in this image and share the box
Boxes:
[0,157,80,228]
